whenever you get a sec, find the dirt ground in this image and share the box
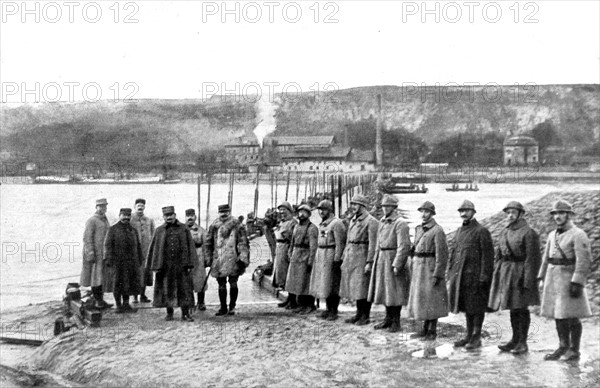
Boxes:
[1,298,598,388]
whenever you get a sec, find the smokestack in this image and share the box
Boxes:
[375,94,383,166]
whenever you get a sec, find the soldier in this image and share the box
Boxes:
[81,198,113,310]
[408,201,449,341]
[368,195,411,333]
[147,206,197,322]
[447,200,494,350]
[103,208,142,314]
[538,200,592,361]
[310,200,347,321]
[340,194,378,325]
[273,201,298,309]
[205,204,249,316]
[488,201,541,354]
[130,198,155,304]
[263,208,278,262]
[185,209,208,311]
[287,204,318,314]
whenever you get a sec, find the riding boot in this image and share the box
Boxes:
[374,306,392,330]
[499,310,519,351]
[326,295,340,321]
[166,307,174,321]
[466,313,484,350]
[140,287,151,303]
[300,296,316,314]
[345,300,362,324]
[181,306,194,322]
[545,319,570,360]
[215,288,228,316]
[114,293,124,313]
[425,319,438,341]
[197,291,206,311]
[228,287,238,315]
[355,299,371,326]
[320,297,331,319]
[511,309,529,354]
[388,306,402,333]
[286,293,298,310]
[562,318,582,361]
[412,320,429,339]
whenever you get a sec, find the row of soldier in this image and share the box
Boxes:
[80,194,592,362]
[271,194,592,361]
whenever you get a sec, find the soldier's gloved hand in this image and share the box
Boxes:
[364,263,373,274]
[432,276,442,286]
[569,282,583,298]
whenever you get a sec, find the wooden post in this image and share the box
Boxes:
[253,168,260,217]
[337,174,342,218]
[270,170,274,209]
[330,174,335,215]
[304,175,308,201]
[205,173,212,229]
[197,174,201,222]
[376,94,383,167]
[295,171,301,204]
[285,171,290,201]
[275,173,278,206]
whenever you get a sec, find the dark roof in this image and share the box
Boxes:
[224,137,259,147]
[281,147,351,160]
[264,136,334,146]
[504,136,538,147]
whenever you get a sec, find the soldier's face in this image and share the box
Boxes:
[552,211,569,227]
[186,214,197,226]
[135,203,145,215]
[278,208,290,220]
[219,211,230,220]
[350,203,362,214]
[420,210,433,222]
[318,208,331,219]
[164,213,176,224]
[459,209,475,221]
[119,213,131,224]
[298,210,310,221]
[382,205,396,217]
[96,205,107,215]
[505,209,520,223]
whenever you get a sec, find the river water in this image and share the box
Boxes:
[1,181,596,312]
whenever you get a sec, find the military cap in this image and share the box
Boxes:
[381,195,399,207]
[185,209,196,216]
[162,206,175,215]
[418,201,436,215]
[218,204,231,213]
[297,204,312,214]
[120,208,132,215]
[96,198,108,206]
[277,201,293,213]
[457,200,476,213]
[350,194,371,208]
[550,199,574,214]
[317,200,333,211]
[503,201,525,213]
[135,198,146,205]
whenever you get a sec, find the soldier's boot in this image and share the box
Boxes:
[228,287,238,315]
[215,288,228,316]
[97,286,113,309]
[165,307,174,321]
[425,319,438,341]
[374,306,393,330]
[326,295,340,321]
[545,319,570,360]
[387,306,402,333]
[412,320,429,339]
[561,318,582,361]
[345,300,362,324]
[465,313,484,350]
[122,295,137,313]
[286,293,298,310]
[114,293,125,314]
[140,288,151,304]
[319,297,331,319]
[300,296,316,315]
[355,300,371,326]
[511,309,529,355]
[197,292,206,311]
[181,307,194,322]
[499,310,519,351]
[277,295,291,308]
[455,314,474,347]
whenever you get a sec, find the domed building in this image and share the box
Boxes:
[503,135,539,165]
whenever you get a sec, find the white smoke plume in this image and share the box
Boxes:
[253,96,277,148]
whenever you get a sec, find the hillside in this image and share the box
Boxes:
[1,84,598,167]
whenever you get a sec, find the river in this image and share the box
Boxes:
[1,181,596,312]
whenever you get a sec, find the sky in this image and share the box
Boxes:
[1,0,599,102]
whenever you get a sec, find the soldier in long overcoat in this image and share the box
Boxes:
[274,201,297,309]
[447,200,494,350]
[81,198,113,310]
[310,200,347,320]
[103,208,142,314]
[205,204,249,316]
[368,195,411,333]
[286,204,318,314]
[147,206,197,322]
[488,201,541,354]
[538,200,592,361]
[130,198,155,303]
[340,194,378,325]
[408,201,448,341]
[185,209,209,311]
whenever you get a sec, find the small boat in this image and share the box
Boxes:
[381,182,428,194]
[446,183,480,192]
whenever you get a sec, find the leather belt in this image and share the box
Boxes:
[380,247,397,251]
[276,239,290,243]
[318,245,336,249]
[414,252,435,258]
[548,257,575,266]
[349,241,369,245]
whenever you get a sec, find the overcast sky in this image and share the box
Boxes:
[1,0,599,102]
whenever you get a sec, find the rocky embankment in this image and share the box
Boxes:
[450,190,600,310]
